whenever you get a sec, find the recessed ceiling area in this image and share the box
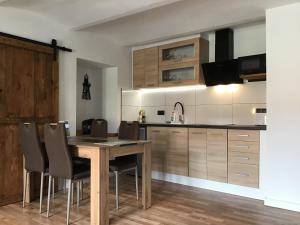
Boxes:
[82,0,300,46]
[0,0,181,29]
[1,0,299,46]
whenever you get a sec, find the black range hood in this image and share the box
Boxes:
[202,28,243,86]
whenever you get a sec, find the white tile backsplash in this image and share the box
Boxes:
[196,105,233,125]
[141,92,165,107]
[233,103,266,125]
[233,81,266,104]
[196,87,233,105]
[121,106,140,121]
[165,90,196,106]
[143,106,166,123]
[122,82,266,125]
[122,91,141,106]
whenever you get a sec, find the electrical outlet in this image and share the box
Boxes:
[157,110,165,116]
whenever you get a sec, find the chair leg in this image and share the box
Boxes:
[47,175,52,218]
[77,181,80,207]
[135,166,139,201]
[66,180,72,225]
[71,182,74,205]
[52,178,55,199]
[23,170,28,208]
[115,171,119,210]
[80,180,83,200]
[39,172,44,214]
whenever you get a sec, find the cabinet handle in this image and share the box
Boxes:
[237,134,250,137]
[191,132,205,135]
[208,133,223,136]
[235,172,250,177]
[172,131,181,134]
[237,156,250,160]
[152,130,160,133]
[235,145,249,149]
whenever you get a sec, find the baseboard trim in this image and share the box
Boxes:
[152,171,264,200]
[264,197,300,212]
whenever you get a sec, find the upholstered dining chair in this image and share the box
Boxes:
[19,122,52,213]
[110,121,140,210]
[91,119,108,138]
[44,123,90,225]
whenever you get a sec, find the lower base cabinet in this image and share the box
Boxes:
[206,129,228,183]
[147,127,188,176]
[148,126,260,188]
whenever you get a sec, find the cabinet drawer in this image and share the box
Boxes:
[228,163,259,188]
[207,129,227,143]
[229,152,259,165]
[228,130,259,142]
[228,140,259,154]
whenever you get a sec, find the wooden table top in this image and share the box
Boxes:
[67,136,150,148]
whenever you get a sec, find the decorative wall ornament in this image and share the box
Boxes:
[82,73,91,100]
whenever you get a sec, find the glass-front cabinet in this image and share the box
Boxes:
[159,38,200,66]
[159,62,201,86]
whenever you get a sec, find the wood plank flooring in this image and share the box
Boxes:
[0,176,300,225]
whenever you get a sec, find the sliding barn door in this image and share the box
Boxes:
[0,37,58,206]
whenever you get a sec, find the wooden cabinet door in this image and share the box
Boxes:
[206,129,228,182]
[144,47,158,88]
[166,127,188,176]
[189,128,207,179]
[133,49,145,89]
[147,127,167,172]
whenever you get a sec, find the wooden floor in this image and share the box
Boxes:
[1,176,300,225]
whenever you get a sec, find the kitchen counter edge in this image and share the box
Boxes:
[139,123,266,130]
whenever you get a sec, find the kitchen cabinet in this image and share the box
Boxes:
[159,38,208,87]
[228,130,260,188]
[206,129,228,183]
[132,47,158,89]
[189,128,207,179]
[166,127,188,176]
[147,127,188,176]
[147,127,167,172]
[132,37,208,89]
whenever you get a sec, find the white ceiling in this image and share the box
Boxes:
[0,0,181,29]
[1,0,300,46]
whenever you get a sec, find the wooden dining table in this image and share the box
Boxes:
[24,136,152,225]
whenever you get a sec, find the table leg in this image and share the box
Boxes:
[90,147,109,225]
[142,143,152,209]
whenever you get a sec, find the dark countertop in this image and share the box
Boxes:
[140,123,266,130]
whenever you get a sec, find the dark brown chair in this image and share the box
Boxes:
[110,121,139,210]
[44,123,90,225]
[91,119,108,138]
[19,122,51,213]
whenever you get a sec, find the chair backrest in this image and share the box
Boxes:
[118,121,139,140]
[44,123,73,179]
[82,118,94,135]
[91,119,108,138]
[19,122,46,172]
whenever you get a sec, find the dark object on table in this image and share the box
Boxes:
[82,118,94,135]
[91,119,108,138]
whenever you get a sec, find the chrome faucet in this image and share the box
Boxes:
[174,102,185,124]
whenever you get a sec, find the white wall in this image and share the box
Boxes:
[101,67,120,133]
[0,7,131,135]
[264,3,300,212]
[122,82,266,125]
[76,62,102,131]
[208,22,266,62]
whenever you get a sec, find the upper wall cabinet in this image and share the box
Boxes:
[132,37,208,89]
[159,38,200,66]
[133,47,158,89]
